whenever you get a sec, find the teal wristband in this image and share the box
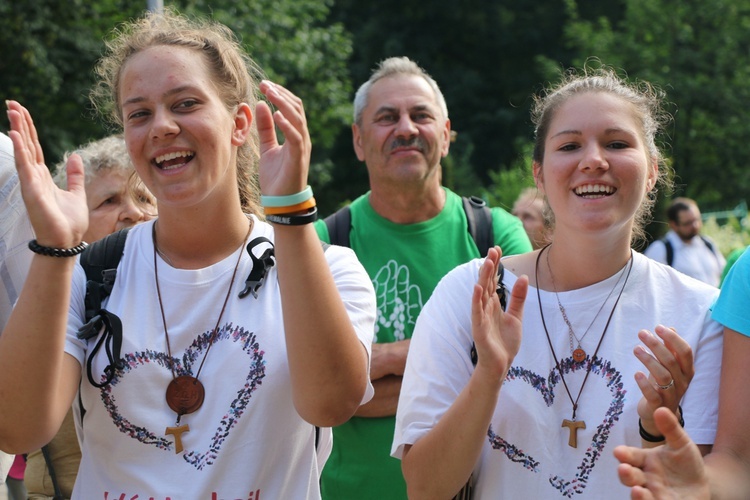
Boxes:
[261,186,313,208]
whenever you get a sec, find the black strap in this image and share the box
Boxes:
[661,238,674,267]
[76,229,130,391]
[77,309,124,388]
[324,205,352,247]
[80,227,131,323]
[41,445,65,500]
[239,237,276,299]
[324,196,494,257]
[462,195,494,258]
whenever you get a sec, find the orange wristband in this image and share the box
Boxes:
[263,197,317,215]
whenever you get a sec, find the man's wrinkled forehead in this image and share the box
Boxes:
[368,75,444,117]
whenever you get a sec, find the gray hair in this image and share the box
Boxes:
[53,135,132,188]
[353,56,448,125]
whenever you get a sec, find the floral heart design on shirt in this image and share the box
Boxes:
[98,323,266,470]
[487,356,626,497]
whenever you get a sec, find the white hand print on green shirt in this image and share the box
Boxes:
[372,260,423,342]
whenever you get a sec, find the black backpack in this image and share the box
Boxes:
[323,195,508,365]
[324,195,495,258]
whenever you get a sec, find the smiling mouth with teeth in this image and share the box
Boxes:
[154,151,195,170]
[574,184,615,198]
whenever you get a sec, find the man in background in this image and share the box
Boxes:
[644,197,725,286]
[315,56,531,500]
[512,187,549,250]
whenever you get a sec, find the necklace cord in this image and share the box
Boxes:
[536,245,635,420]
[547,248,627,351]
[153,221,252,384]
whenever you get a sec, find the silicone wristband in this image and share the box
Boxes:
[263,197,316,215]
[265,207,318,226]
[261,186,313,208]
[28,239,88,257]
[639,405,684,442]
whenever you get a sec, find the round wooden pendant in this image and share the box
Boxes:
[166,375,205,415]
[572,348,587,363]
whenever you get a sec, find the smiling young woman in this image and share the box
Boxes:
[392,67,723,499]
[0,9,375,499]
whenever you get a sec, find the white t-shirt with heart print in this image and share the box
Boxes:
[393,251,722,499]
[65,217,375,500]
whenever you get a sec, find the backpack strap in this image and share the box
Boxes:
[660,237,674,267]
[324,196,494,256]
[76,228,130,389]
[462,196,494,258]
[662,235,719,268]
[700,235,718,257]
[41,445,65,500]
[238,237,276,299]
[324,205,352,248]
[79,227,131,323]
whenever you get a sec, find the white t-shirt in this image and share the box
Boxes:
[393,252,722,499]
[65,217,375,499]
[644,230,725,286]
[0,132,33,330]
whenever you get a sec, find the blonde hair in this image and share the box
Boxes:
[90,8,264,214]
[531,65,673,243]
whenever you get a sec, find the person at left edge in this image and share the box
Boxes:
[0,9,375,499]
[0,132,33,491]
[314,56,531,500]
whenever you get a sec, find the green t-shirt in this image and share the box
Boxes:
[314,188,531,500]
[720,246,748,287]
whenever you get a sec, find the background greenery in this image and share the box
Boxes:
[2,0,749,253]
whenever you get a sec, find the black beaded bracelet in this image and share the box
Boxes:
[28,239,88,257]
[265,206,318,226]
[639,405,685,442]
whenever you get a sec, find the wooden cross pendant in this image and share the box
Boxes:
[562,419,586,448]
[165,424,190,454]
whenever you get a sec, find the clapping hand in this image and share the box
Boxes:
[255,81,311,198]
[471,246,528,379]
[6,100,88,246]
[633,326,694,438]
[614,407,709,499]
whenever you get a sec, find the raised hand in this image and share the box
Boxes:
[614,407,709,499]
[471,246,528,378]
[6,100,88,246]
[633,325,694,435]
[255,81,311,197]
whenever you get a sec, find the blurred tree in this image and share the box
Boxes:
[0,0,353,200]
[0,0,143,162]
[325,0,629,210]
[564,0,750,216]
